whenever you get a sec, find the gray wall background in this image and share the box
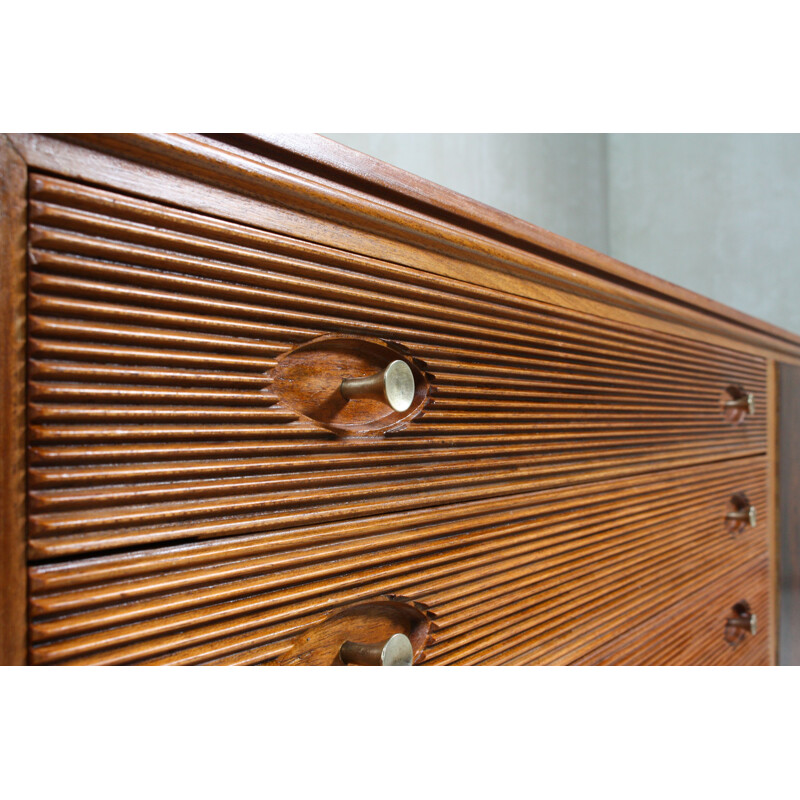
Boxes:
[324,134,800,336]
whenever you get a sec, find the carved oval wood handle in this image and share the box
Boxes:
[340,359,416,412]
[339,633,414,666]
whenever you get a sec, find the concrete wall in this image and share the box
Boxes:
[324,133,800,335]
[607,134,800,336]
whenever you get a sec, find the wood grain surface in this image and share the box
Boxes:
[26,175,768,564]
[28,458,770,665]
[0,136,28,665]
[10,134,800,363]
[275,596,436,666]
[1,133,793,665]
[17,172,772,665]
[224,133,800,355]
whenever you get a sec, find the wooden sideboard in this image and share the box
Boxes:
[1,133,798,666]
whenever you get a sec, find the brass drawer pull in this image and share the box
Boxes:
[723,393,755,414]
[726,506,757,527]
[727,614,757,635]
[724,601,757,646]
[721,385,754,424]
[339,633,414,666]
[340,359,416,412]
[725,492,756,535]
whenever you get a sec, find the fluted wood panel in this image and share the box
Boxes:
[25,174,770,665]
[28,457,769,665]
[572,559,770,666]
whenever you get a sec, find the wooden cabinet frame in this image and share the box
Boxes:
[2,133,799,664]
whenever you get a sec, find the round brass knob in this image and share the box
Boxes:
[340,360,416,412]
[721,385,754,424]
[724,393,755,414]
[339,633,414,666]
[725,493,756,535]
[726,505,757,527]
[732,612,757,636]
[724,601,757,645]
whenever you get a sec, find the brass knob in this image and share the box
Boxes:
[726,505,757,528]
[724,602,757,645]
[724,393,754,414]
[725,493,756,535]
[339,633,414,666]
[340,360,415,412]
[721,386,754,424]
[727,613,758,636]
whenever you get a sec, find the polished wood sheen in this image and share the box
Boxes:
[0,136,29,665]
[1,133,798,665]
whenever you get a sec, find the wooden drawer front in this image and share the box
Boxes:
[28,457,768,665]
[27,175,767,566]
[572,555,770,665]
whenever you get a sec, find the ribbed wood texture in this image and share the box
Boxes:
[28,458,769,665]
[25,174,770,665]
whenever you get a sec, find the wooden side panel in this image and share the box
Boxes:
[778,361,800,665]
[0,137,28,665]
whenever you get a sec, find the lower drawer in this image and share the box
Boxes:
[572,555,769,666]
[27,456,769,665]
[422,459,768,666]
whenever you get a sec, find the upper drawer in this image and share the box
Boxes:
[27,174,767,561]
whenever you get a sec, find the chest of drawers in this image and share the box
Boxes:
[1,133,798,665]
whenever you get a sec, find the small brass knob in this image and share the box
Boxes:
[340,360,415,412]
[724,393,754,415]
[726,505,757,528]
[721,386,754,424]
[727,613,758,636]
[724,601,757,646]
[725,493,756,535]
[339,633,414,666]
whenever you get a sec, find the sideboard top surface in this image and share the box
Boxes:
[4,132,800,363]
[225,133,800,355]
